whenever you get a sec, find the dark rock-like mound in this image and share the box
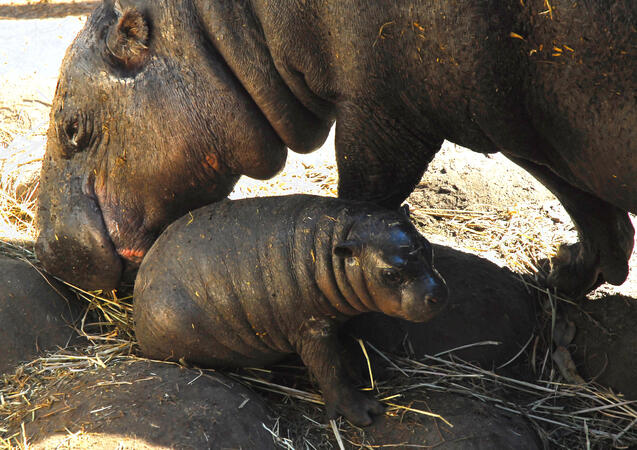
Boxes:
[0,256,80,374]
[566,294,637,399]
[20,360,277,449]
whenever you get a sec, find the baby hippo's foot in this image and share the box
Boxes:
[323,384,385,426]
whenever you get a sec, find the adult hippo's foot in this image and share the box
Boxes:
[509,157,634,299]
[545,198,633,299]
[547,208,634,297]
[547,242,604,295]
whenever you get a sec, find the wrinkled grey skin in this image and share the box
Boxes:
[38,0,635,296]
[134,195,448,426]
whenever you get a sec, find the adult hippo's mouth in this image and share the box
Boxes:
[35,141,241,292]
[90,178,152,270]
[117,248,147,265]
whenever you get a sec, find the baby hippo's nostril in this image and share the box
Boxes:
[427,275,449,308]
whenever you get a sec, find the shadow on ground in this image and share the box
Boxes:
[566,293,637,399]
[348,244,537,372]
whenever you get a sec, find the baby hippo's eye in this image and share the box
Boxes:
[382,268,403,285]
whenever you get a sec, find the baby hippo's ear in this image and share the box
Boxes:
[399,204,410,219]
[106,2,149,70]
[334,240,362,259]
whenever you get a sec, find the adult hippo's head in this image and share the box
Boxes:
[36,0,332,290]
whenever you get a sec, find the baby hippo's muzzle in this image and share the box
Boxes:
[402,270,448,322]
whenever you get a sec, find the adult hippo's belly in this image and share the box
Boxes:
[36,0,635,296]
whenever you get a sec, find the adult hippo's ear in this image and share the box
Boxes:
[334,241,362,259]
[106,2,149,71]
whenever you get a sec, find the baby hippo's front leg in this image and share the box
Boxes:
[295,318,385,426]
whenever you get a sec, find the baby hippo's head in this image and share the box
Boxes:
[334,209,448,322]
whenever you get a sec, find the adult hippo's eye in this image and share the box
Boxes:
[59,113,93,158]
[65,121,79,146]
[382,268,403,285]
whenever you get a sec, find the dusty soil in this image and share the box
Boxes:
[0,1,97,20]
[364,390,541,449]
[0,2,635,448]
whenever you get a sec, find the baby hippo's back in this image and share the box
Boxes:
[135,195,359,366]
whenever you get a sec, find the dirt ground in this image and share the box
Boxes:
[1,2,636,448]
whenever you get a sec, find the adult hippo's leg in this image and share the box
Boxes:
[334,102,444,209]
[509,156,634,298]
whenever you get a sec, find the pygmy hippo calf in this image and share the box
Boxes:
[134,195,448,426]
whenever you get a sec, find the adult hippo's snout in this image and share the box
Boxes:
[36,159,123,291]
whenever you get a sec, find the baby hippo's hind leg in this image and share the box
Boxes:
[134,278,192,361]
[294,318,385,426]
[135,278,256,367]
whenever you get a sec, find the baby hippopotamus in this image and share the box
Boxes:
[134,195,448,426]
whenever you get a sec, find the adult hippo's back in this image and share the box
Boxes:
[37,0,635,295]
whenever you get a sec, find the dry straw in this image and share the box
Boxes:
[228,339,637,449]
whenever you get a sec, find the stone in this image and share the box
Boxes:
[0,256,80,374]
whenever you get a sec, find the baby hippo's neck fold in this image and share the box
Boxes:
[309,207,374,317]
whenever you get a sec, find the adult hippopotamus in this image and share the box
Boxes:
[37,0,635,296]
